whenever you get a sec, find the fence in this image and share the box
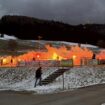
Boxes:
[17,59,103,67]
[18,60,74,67]
[81,58,99,66]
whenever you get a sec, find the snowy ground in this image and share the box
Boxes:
[0,34,103,94]
[0,66,105,94]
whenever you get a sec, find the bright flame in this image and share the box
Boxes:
[72,55,76,60]
[52,53,58,60]
[36,53,40,59]
[0,45,100,67]
[97,50,105,60]
[3,59,7,64]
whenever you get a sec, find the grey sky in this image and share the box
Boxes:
[0,0,105,24]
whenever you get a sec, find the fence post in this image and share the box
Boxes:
[62,73,65,90]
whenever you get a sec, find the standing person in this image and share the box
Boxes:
[92,53,96,59]
[34,66,42,87]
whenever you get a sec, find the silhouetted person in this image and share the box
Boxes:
[11,59,13,64]
[33,58,35,61]
[92,53,96,59]
[78,43,81,47]
[34,67,42,87]
[0,59,3,66]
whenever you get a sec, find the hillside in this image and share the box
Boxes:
[0,36,98,56]
[0,15,105,47]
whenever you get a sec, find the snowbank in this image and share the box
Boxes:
[0,34,17,40]
[0,66,105,94]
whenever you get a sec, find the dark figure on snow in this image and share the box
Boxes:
[34,67,42,87]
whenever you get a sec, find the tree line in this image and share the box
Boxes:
[0,15,105,47]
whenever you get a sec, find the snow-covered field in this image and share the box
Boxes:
[0,66,105,94]
[0,34,104,94]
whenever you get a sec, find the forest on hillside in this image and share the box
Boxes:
[0,15,105,47]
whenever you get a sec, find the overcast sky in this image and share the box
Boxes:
[0,0,105,24]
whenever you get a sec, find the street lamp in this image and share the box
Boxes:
[38,36,42,51]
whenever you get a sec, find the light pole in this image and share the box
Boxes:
[37,36,42,66]
[38,36,42,51]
